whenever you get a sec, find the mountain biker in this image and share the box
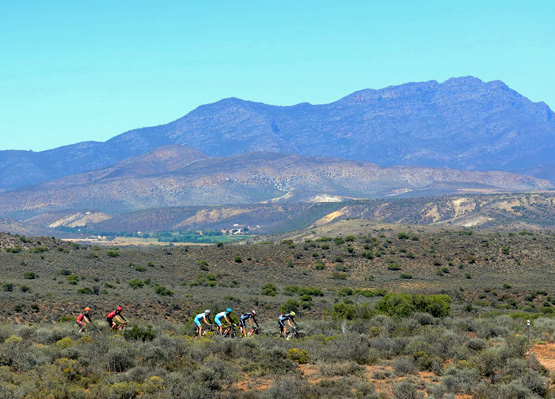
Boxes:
[239,309,259,336]
[107,306,127,331]
[215,308,233,335]
[76,307,92,333]
[193,309,212,337]
[279,311,297,338]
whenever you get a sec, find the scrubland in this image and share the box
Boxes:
[1,225,555,397]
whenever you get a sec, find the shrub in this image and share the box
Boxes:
[375,293,450,318]
[392,357,417,375]
[388,263,402,271]
[354,288,386,297]
[123,325,156,342]
[234,256,242,263]
[315,261,325,270]
[66,274,79,285]
[330,272,347,280]
[375,294,415,317]
[77,287,94,294]
[393,380,418,399]
[328,302,374,320]
[128,279,145,289]
[106,347,134,372]
[23,271,38,279]
[58,268,72,276]
[287,348,310,364]
[20,285,31,293]
[334,264,346,272]
[190,272,217,287]
[107,250,120,257]
[154,285,174,296]
[280,300,299,313]
[134,265,147,272]
[6,246,22,253]
[31,246,49,253]
[284,286,299,295]
[261,283,278,296]
[337,287,353,296]
[2,283,14,292]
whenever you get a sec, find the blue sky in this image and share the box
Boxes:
[1,1,554,151]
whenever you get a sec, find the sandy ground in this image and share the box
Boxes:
[531,342,555,372]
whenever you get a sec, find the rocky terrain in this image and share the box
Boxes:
[0,146,549,220]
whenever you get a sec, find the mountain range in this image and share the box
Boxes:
[0,144,549,219]
[1,76,555,193]
[1,76,554,234]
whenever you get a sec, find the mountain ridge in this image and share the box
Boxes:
[0,145,550,220]
[1,76,554,192]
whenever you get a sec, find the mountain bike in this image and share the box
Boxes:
[246,326,259,336]
[285,326,305,340]
[192,324,214,338]
[222,324,240,338]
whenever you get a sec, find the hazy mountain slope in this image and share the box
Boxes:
[1,77,554,191]
[109,77,555,171]
[0,145,550,218]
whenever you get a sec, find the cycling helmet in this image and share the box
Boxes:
[205,309,211,314]
[251,309,256,315]
[117,306,123,311]
[290,311,296,317]
[84,307,91,311]
[226,308,232,313]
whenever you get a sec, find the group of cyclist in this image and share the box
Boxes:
[76,306,127,332]
[192,308,297,338]
[76,305,297,338]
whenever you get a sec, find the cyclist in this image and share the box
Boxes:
[239,309,259,336]
[278,311,297,339]
[193,309,212,337]
[107,306,127,331]
[214,308,233,335]
[76,307,92,333]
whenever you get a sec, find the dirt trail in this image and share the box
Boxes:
[531,343,555,372]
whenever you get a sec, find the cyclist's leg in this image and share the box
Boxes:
[215,317,222,334]
[193,319,202,337]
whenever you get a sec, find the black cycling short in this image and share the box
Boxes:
[107,317,114,325]
[278,320,285,331]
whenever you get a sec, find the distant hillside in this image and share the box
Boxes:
[11,192,555,237]
[0,145,549,219]
[1,76,555,191]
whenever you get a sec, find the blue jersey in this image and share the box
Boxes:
[194,312,209,326]
[215,311,227,321]
[215,311,228,326]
